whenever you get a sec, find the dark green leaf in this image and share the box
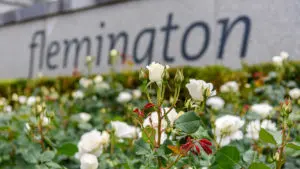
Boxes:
[175,112,201,133]
[57,143,78,156]
[214,146,240,169]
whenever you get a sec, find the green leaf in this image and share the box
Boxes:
[46,162,61,169]
[191,125,209,138]
[134,138,151,155]
[249,162,271,169]
[57,143,78,156]
[142,126,156,147]
[175,111,201,133]
[286,142,300,150]
[242,150,257,163]
[259,128,277,145]
[40,151,55,162]
[214,146,240,169]
[22,149,41,164]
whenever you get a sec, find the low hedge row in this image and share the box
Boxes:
[0,61,299,98]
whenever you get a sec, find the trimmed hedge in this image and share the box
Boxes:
[0,61,299,98]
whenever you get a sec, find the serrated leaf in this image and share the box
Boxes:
[57,143,78,156]
[249,162,271,169]
[175,112,201,134]
[142,126,156,147]
[22,149,40,164]
[40,151,55,162]
[134,138,151,155]
[259,128,277,145]
[46,162,61,169]
[286,142,300,150]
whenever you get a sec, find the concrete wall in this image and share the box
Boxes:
[0,0,299,79]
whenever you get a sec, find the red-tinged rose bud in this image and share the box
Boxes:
[133,108,144,117]
[199,139,213,155]
[144,103,155,109]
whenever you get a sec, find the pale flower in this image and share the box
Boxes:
[80,153,99,169]
[246,120,277,140]
[99,131,110,146]
[76,130,103,158]
[24,123,31,132]
[186,79,216,101]
[12,93,18,101]
[206,96,225,110]
[18,96,27,104]
[214,115,244,146]
[143,108,177,144]
[132,89,142,99]
[261,120,277,131]
[111,121,140,139]
[220,81,239,93]
[73,90,84,99]
[116,92,132,103]
[146,62,169,83]
[272,56,284,66]
[5,105,12,112]
[289,88,300,100]
[250,103,273,118]
[246,120,261,140]
[93,75,103,84]
[80,78,93,88]
[79,112,92,123]
[95,82,110,90]
[41,117,50,126]
[27,96,36,106]
[280,51,289,60]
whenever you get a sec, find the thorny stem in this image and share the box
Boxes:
[276,119,287,169]
[164,155,182,169]
[38,118,45,150]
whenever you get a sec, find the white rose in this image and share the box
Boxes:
[80,153,99,169]
[261,120,277,131]
[73,90,84,99]
[95,82,110,90]
[116,92,132,103]
[41,117,50,126]
[220,81,239,93]
[80,78,93,88]
[132,89,142,99]
[206,96,225,110]
[246,120,261,140]
[289,88,300,100]
[146,62,169,83]
[18,96,27,104]
[77,130,104,158]
[5,105,12,112]
[143,107,177,144]
[280,51,289,60]
[272,56,284,66]
[214,115,244,146]
[111,121,140,139]
[27,96,36,106]
[79,112,92,123]
[186,79,216,101]
[246,120,277,140]
[250,103,273,118]
[99,131,110,146]
[93,75,103,84]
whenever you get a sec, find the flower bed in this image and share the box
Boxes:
[0,54,300,169]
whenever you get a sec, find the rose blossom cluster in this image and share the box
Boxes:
[76,130,110,169]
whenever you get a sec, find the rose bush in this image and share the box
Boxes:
[0,53,299,169]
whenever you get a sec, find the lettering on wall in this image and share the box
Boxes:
[28,13,252,78]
